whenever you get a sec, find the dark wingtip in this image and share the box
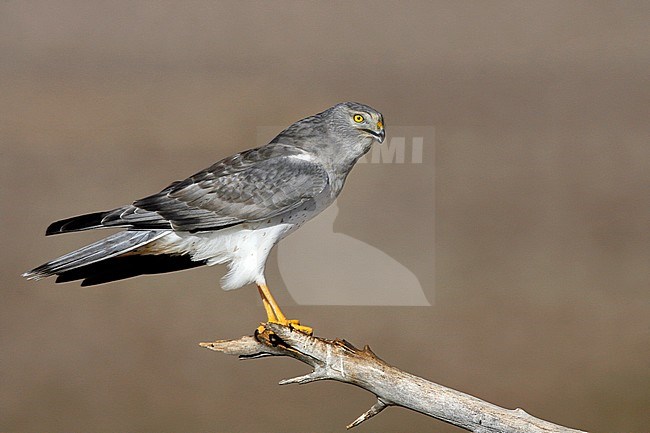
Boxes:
[46,212,107,236]
[54,254,207,286]
[45,220,66,236]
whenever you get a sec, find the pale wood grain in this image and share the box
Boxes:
[200,323,587,432]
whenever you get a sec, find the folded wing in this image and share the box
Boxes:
[46,145,330,235]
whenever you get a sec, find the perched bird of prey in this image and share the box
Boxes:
[23,102,385,334]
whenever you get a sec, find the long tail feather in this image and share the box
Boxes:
[22,230,170,281]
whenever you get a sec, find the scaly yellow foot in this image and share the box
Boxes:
[255,283,313,335]
[256,318,313,336]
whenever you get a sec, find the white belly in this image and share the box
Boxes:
[152,222,290,290]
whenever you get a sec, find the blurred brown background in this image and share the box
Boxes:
[1,1,649,432]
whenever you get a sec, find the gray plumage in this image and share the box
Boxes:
[23,102,385,289]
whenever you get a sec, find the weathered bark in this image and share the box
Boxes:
[200,323,587,432]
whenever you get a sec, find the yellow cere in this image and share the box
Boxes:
[353,114,364,123]
[377,120,383,129]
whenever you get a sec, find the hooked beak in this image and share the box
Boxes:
[376,120,385,143]
[376,128,385,143]
[363,120,385,143]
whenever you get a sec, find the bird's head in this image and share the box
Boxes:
[328,101,385,144]
[273,102,384,171]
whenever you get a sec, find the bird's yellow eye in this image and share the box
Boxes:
[353,114,364,123]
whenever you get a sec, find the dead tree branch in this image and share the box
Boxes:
[200,323,587,432]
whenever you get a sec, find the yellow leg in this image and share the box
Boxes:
[257,286,278,322]
[256,283,312,335]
